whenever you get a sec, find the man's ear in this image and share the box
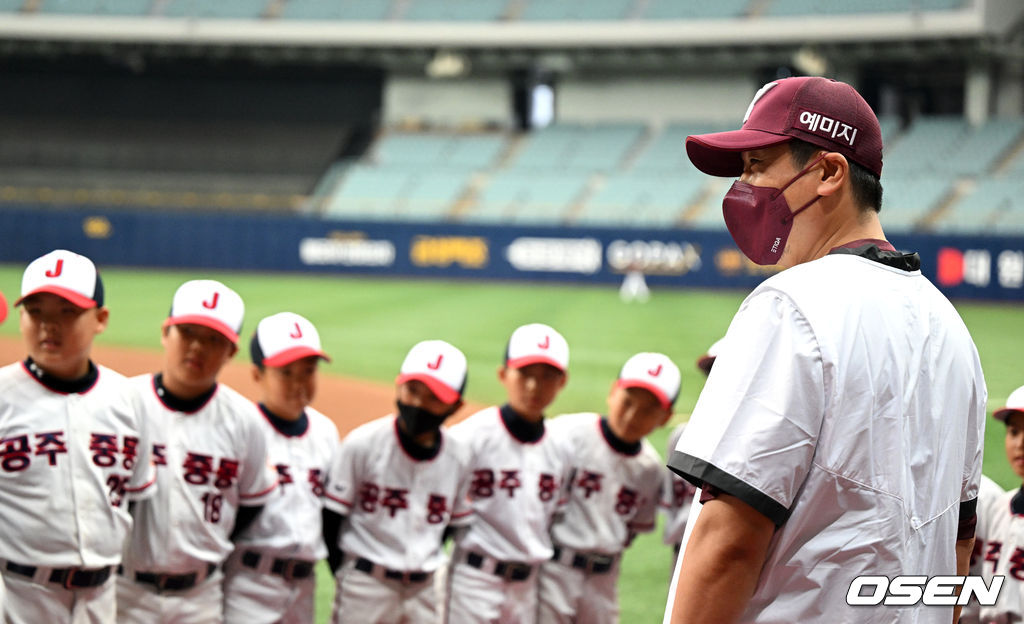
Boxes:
[94,307,110,335]
[816,152,848,199]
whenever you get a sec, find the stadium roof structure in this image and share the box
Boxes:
[0,1,1020,71]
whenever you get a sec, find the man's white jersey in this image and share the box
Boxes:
[977,485,1024,622]
[661,423,696,546]
[547,412,662,554]
[0,361,155,567]
[122,374,277,572]
[233,405,339,561]
[324,414,472,572]
[449,405,573,563]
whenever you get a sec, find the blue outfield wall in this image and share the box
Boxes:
[2,205,1024,301]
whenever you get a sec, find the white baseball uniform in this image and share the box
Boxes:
[445,405,573,624]
[660,423,696,552]
[669,249,987,623]
[0,359,155,624]
[324,414,472,624]
[117,373,277,624]
[961,474,1006,624]
[223,404,339,624]
[538,412,663,624]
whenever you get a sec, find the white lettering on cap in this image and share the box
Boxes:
[744,82,778,124]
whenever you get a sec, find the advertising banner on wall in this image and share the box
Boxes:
[0,205,1021,302]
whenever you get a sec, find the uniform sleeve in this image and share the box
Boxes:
[324,434,357,515]
[667,290,825,527]
[123,387,157,501]
[629,463,661,535]
[449,446,474,527]
[237,412,278,504]
[962,359,987,506]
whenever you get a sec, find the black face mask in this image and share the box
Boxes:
[396,401,452,437]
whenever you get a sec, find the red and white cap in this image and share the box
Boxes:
[994,385,1024,422]
[616,352,681,409]
[163,279,245,344]
[16,249,104,309]
[251,312,331,367]
[686,76,883,178]
[505,323,569,371]
[0,290,7,324]
[396,340,467,405]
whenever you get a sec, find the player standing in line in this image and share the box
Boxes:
[973,386,1024,623]
[117,279,278,624]
[322,339,472,623]
[539,352,680,624]
[0,250,156,624]
[660,339,721,567]
[665,77,986,623]
[960,473,1005,624]
[223,312,339,624]
[445,323,574,624]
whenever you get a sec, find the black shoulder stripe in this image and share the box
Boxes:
[668,450,790,527]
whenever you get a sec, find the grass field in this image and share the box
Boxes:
[2,265,1022,623]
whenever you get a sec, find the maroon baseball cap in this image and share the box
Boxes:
[686,76,883,178]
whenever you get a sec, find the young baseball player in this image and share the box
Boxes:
[445,322,574,624]
[0,250,156,624]
[961,473,1005,624]
[539,352,680,624]
[973,386,1024,623]
[661,338,722,565]
[117,279,278,624]
[222,312,340,624]
[322,339,472,623]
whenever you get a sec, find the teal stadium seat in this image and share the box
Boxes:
[520,0,634,21]
[40,0,152,14]
[162,0,268,18]
[576,171,706,228]
[467,170,588,224]
[641,0,749,19]
[0,0,23,11]
[766,0,963,16]
[883,116,968,175]
[325,165,414,220]
[403,0,508,21]
[281,0,393,20]
[937,177,1024,234]
[879,175,953,232]
[401,170,473,220]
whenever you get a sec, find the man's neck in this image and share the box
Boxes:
[806,209,885,265]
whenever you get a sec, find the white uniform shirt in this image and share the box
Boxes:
[975,485,1024,623]
[660,423,696,547]
[547,412,662,554]
[671,251,987,623]
[450,405,573,564]
[233,405,339,561]
[0,361,156,568]
[962,475,1005,624]
[122,374,278,572]
[324,414,472,573]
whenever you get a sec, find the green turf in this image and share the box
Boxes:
[2,265,1022,623]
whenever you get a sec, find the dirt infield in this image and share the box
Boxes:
[0,336,483,435]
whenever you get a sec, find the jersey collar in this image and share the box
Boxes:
[152,372,217,414]
[394,417,442,461]
[258,403,309,437]
[1012,487,1024,516]
[500,404,545,444]
[828,238,921,272]
[600,417,642,456]
[22,357,99,394]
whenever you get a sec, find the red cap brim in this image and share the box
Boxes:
[506,355,566,372]
[163,315,239,344]
[395,373,460,405]
[994,407,1024,422]
[0,291,7,324]
[15,286,97,310]
[615,378,673,410]
[686,131,792,177]
[263,346,331,368]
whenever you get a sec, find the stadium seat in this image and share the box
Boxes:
[325,165,414,219]
[39,0,152,15]
[280,0,394,20]
[401,169,473,220]
[640,0,750,19]
[576,171,705,228]
[402,0,508,21]
[162,0,268,19]
[878,174,953,231]
[765,0,964,16]
[520,0,634,21]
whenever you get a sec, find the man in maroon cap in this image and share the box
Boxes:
[664,77,987,623]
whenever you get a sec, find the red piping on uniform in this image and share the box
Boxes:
[325,492,351,507]
[451,510,474,519]
[124,475,158,493]
[241,479,280,499]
